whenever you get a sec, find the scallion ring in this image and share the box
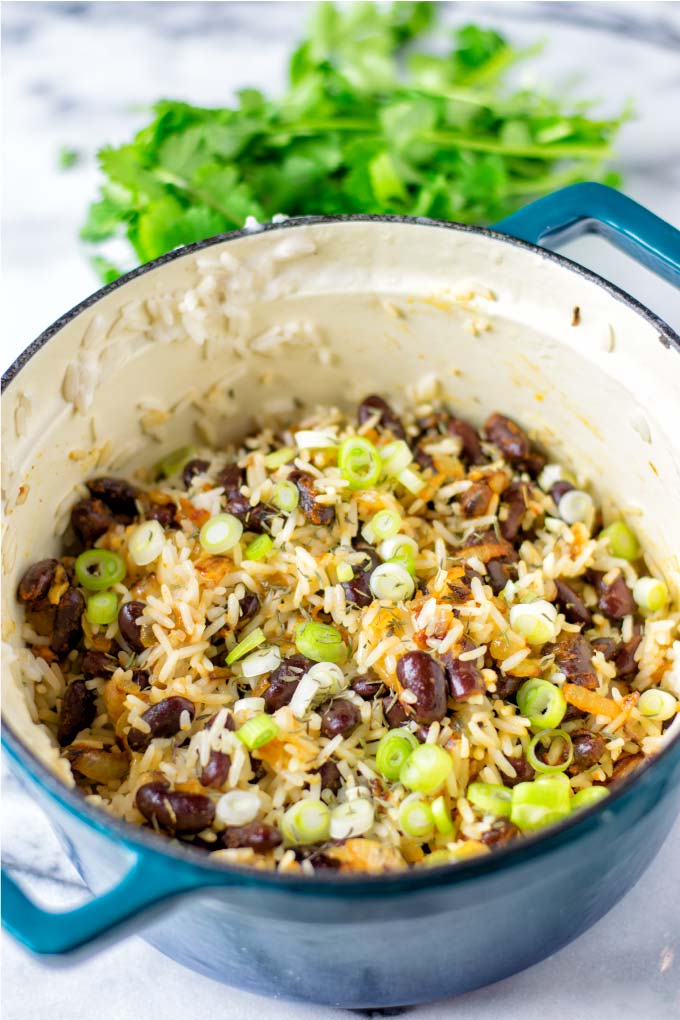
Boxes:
[558,489,594,526]
[244,534,274,561]
[226,627,265,665]
[375,729,418,781]
[380,440,413,478]
[516,678,566,731]
[526,728,573,774]
[282,799,331,845]
[74,549,126,592]
[369,563,415,603]
[509,599,557,645]
[236,713,279,750]
[570,786,610,812]
[129,519,165,566]
[329,798,374,840]
[633,576,669,613]
[240,645,282,679]
[466,782,513,817]
[156,445,197,479]
[397,466,425,495]
[638,688,677,721]
[86,591,118,626]
[271,480,299,514]
[398,795,435,839]
[599,520,640,561]
[264,447,296,469]
[400,744,453,795]
[216,790,260,827]
[338,436,382,490]
[431,794,455,834]
[295,622,348,664]
[510,777,571,832]
[199,513,243,555]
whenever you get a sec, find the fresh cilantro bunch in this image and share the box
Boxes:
[82,2,626,281]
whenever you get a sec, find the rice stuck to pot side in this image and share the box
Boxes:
[16,395,680,874]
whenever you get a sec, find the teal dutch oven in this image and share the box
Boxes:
[3,183,680,1007]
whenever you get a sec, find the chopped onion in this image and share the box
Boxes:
[216,790,260,827]
[129,519,165,566]
[369,563,415,602]
[329,798,374,839]
[240,645,282,678]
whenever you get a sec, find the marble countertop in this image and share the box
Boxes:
[2,3,680,1018]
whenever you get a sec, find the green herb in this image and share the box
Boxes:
[58,146,80,170]
[82,2,627,280]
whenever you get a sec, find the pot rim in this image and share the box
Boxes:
[3,213,680,890]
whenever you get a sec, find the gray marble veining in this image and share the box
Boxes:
[2,3,680,1018]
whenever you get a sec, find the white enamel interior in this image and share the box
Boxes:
[3,219,680,776]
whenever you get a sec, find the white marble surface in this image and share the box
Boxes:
[2,3,680,1018]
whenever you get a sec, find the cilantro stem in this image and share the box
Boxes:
[421,131,611,160]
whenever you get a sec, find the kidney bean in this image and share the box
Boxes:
[463,529,514,563]
[481,818,520,848]
[550,632,597,689]
[520,451,546,478]
[288,471,335,526]
[607,753,645,787]
[460,482,493,519]
[245,503,278,534]
[136,781,215,834]
[442,645,483,700]
[222,822,282,852]
[593,571,636,620]
[217,462,245,495]
[413,443,435,472]
[17,559,59,604]
[612,625,642,677]
[396,650,447,724]
[342,571,373,609]
[484,413,531,463]
[263,654,312,712]
[448,417,485,465]
[57,679,96,746]
[71,498,114,546]
[146,502,179,529]
[203,711,236,733]
[351,675,383,699]
[382,694,410,728]
[570,730,606,772]
[320,699,361,738]
[591,636,617,661]
[131,669,151,690]
[358,395,405,439]
[550,480,574,505]
[127,696,196,752]
[447,565,482,602]
[493,674,523,701]
[200,750,231,789]
[300,850,341,871]
[86,477,138,518]
[486,556,518,596]
[81,649,118,680]
[51,588,85,657]
[554,578,593,626]
[353,540,381,572]
[317,760,342,795]
[118,600,146,652]
[499,482,529,542]
[236,593,260,630]
[182,458,210,489]
[501,755,535,788]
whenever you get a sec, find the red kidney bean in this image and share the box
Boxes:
[262,654,312,712]
[295,849,341,870]
[17,559,59,604]
[245,503,278,534]
[127,696,196,752]
[51,588,85,657]
[342,571,373,609]
[413,443,435,472]
[480,818,520,848]
[236,593,260,630]
[486,555,518,596]
[382,694,410,728]
[570,730,606,772]
[57,678,96,746]
[222,822,282,852]
[86,477,138,518]
[131,669,151,690]
[460,482,493,519]
[554,578,593,626]
[550,632,597,689]
[448,416,486,465]
[501,755,535,788]
[217,463,245,496]
[499,482,529,542]
[351,675,383,699]
[200,750,231,788]
[447,564,482,602]
[71,498,114,546]
[136,781,215,833]
[607,753,645,786]
[353,540,381,572]
[288,471,335,526]
[593,571,636,620]
[358,395,406,439]
[484,413,531,463]
[146,502,179,528]
[182,458,210,489]
[493,673,523,701]
[591,636,617,661]
[320,699,361,738]
[612,624,642,677]
[550,480,574,505]
[118,600,146,652]
[81,649,118,679]
[317,760,342,795]
[442,645,483,700]
[396,650,447,724]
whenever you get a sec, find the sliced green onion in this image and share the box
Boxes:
[294,430,337,450]
[156,445,197,479]
[517,678,567,731]
[467,782,513,817]
[370,509,402,541]
[199,513,243,555]
[282,799,331,845]
[336,562,354,583]
[527,729,573,774]
[558,489,594,526]
[129,519,165,566]
[571,786,610,812]
[509,599,557,645]
[289,662,344,719]
[338,436,382,490]
[534,772,571,790]
[245,534,273,561]
[400,744,453,795]
[226,626,265,665]
[369,563,415,602]
[397,466,426,495]
[240,645,281,679]
[431,794,455,834]
[538,463,575,492]
[86,591,118,626]
[264,447,296,469]
[330,798,374,839]
[510,778,571,832]
[375,729,418,780]
[633,576,669,613]
[75,549,126,591]
[638,688,677,721]
[380,440,413,478]
[295,622,348,664]
[236,712,279,750]
[216,789,260,826]
[271,480,299,513]
[599,520,640,561]
[379,536,418,576]
[398,796,435,838]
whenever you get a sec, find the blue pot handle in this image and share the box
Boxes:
[493,182,680,287]
[2,847,210,955]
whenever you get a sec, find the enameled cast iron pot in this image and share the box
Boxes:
[3,183,680,1008]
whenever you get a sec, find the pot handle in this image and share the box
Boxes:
[493,182,680,286]
[1,847,211,955]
